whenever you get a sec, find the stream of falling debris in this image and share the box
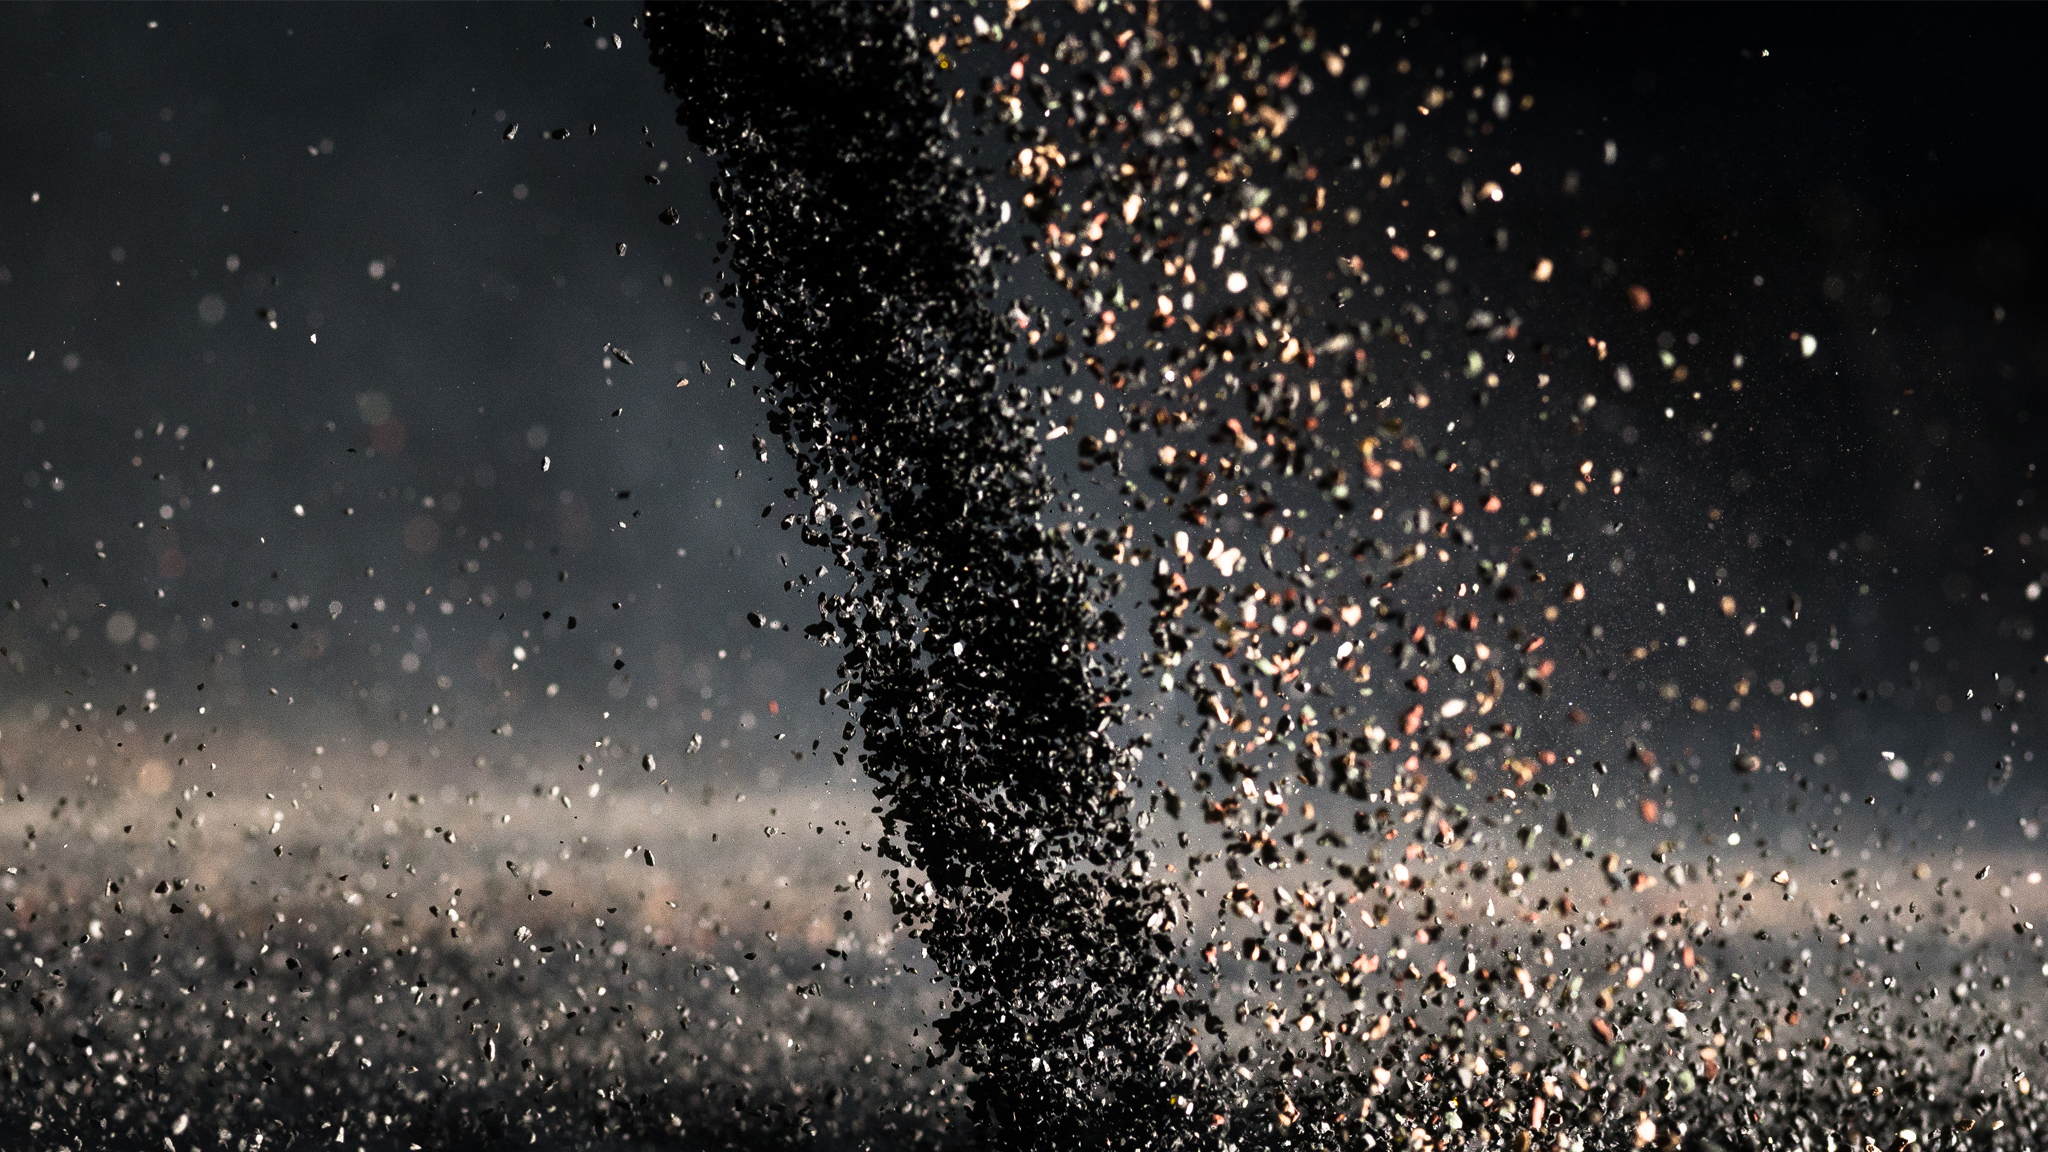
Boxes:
[1,4,2042,1152]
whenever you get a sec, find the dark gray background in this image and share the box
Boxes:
[0,3,833,791]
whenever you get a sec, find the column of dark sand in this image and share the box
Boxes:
[646,5,1220,1147]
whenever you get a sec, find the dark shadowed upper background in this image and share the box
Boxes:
[0,2,842,793]
[0,2,2041,840]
